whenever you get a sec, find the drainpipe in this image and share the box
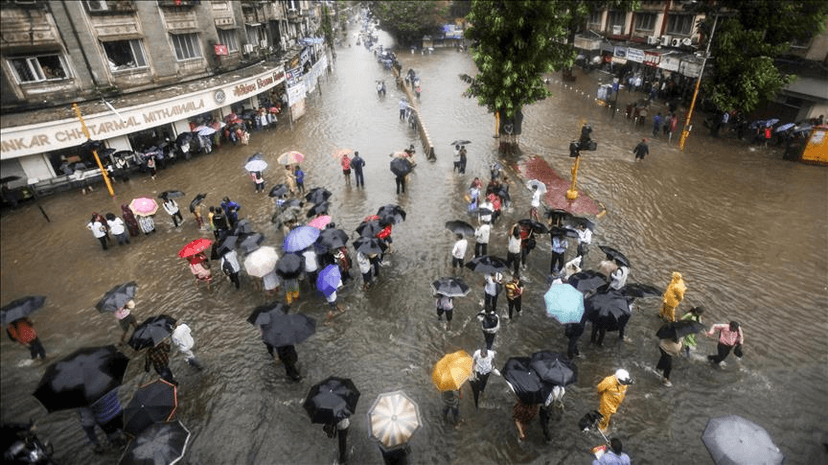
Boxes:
[660,0,671,37]
[56,0,100,87]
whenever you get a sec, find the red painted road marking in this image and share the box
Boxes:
[517,155,602,216]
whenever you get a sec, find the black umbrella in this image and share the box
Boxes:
[282,198,303,209]
[113,150,135,159]
[241,109,257,120]
[376,204,406,225]
[175,132,193,145]
[529,351,578,387]
[306,202,329,218]
[450,139,471,146]
[269,184,289,197]
[623,283,663,298]
[544,208,572,222]
[1,295,46,325]
[356,220,384,238]
[354,237,385,255]
[189,193,206,213]
[119,420,190,465]
[656,320,705,340]
[274,206,303,227]
[550,226,579,238]
[96,282,138,313]
[303,377,360,424]
[239,233,264,253]
[129,315,177,351]
[216,235,238,255]
[261,312,316,348]
[247,152,264,163]
[248,303,291,326]
[275,253,304,280]
[0,175,22,184]
[305,187,332,205]
[390,158,412,177]
[501,357,551,404]
[123,379,178,436]
[158,190,185,200]
[464,255,508,274]
[80,139,104,153]
[598,245,631,268]
[702,415,784,465]
[430,277,471,297]
[445,220,475,237]
[493,186,511,202]
[232,219,254,236]
[571,216,596,231]
[98,148,116,158]
[33,345,129,412]
[316,228,349,252]
[584,289,631,331]
[567,270,607,294]
[518,219,549,234]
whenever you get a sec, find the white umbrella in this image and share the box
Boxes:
[527,179,547,194]
[243,246,279,278]
[197,126,217,136]
[245,159,268,172]
[368,390,421,450]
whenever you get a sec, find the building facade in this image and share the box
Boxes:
[0,0,332,192]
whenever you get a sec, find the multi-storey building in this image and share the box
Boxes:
[0,0,331,195]
[572,1,827,123]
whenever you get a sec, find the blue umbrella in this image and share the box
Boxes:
[283,226,320,253]
[774,122,794,133]
[544,283,585,324]
[316,265,341,297]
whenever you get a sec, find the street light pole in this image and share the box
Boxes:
[72,103,115,197]
[679,13,719,152]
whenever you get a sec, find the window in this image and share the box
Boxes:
[9,54,67,83]
[218,29,238,52]
[608,11,625,30]
[170,33,201,60]
[667,15,694,36]
[103,39,147,71]
[588,11,603,27]
[246,25,265,46]
[634,13,657,32]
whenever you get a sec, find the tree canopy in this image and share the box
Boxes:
[701,0,828,113]
[462,0,576,120]
[365,1,446,47]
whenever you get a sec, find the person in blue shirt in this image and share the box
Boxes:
[77,388,126,453]
[594,437,631,465]
[351,152,365,188]
[294,165,305,194]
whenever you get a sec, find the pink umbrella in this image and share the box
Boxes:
[308,215,332,229]
[278,151,305,165]
[129,197,159,216]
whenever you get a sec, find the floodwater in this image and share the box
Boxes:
[2,27,827,465]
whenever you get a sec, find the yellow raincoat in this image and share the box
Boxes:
[659,272,686,322]
[597,375,628,431]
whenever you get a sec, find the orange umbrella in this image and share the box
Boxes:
[332,148,354,159]
[178,238,212,259]
[432,350,473,391]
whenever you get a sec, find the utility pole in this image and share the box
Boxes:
[679,13,719,152]
[72,103,115,197]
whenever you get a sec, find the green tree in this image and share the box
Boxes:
[701,0,828,113]
[366,1,446,47]
[317,4,335,51]
[461,1,576,148]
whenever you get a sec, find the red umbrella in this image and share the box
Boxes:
[178,238,212,259]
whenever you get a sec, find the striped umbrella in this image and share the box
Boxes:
[368,390,422,450]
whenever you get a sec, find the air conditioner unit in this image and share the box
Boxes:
[647,36,659,45]
[259,40,268,48]
[87,0,109,11]
[682,37,693,46]
[660,35,671,46]
[612,25,622,35]
[243,43,254,54]
[671,38,682,47]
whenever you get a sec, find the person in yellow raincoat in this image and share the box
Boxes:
[658,272,686,321]
[597,369,633,433]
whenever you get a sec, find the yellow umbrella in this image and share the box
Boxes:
[432,350,473,391]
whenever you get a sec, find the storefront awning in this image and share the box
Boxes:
[574,35,601,51]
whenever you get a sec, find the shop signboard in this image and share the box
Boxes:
[613,46,627,58]
[660,55,681,72]
[626,48,645,63]
[680,59,702,78]
[643,51,661,67]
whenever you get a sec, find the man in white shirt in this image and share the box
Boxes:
[550,233,568,274]
[451,234,468,271]
[474,222,491,257]
[303,247,319,289]
[575,223,592,264]
[530,185,542,220]
[171,321,203,370]
[470,347,499,408]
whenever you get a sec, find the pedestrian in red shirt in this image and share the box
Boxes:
[6,318,46,360]
[341,153,352,186]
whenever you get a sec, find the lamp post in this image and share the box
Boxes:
[678,13,719,152]
[72,103,115,197]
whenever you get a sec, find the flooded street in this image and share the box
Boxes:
[2,29,827,465]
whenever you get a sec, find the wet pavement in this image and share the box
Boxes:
[2,25,828,465]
